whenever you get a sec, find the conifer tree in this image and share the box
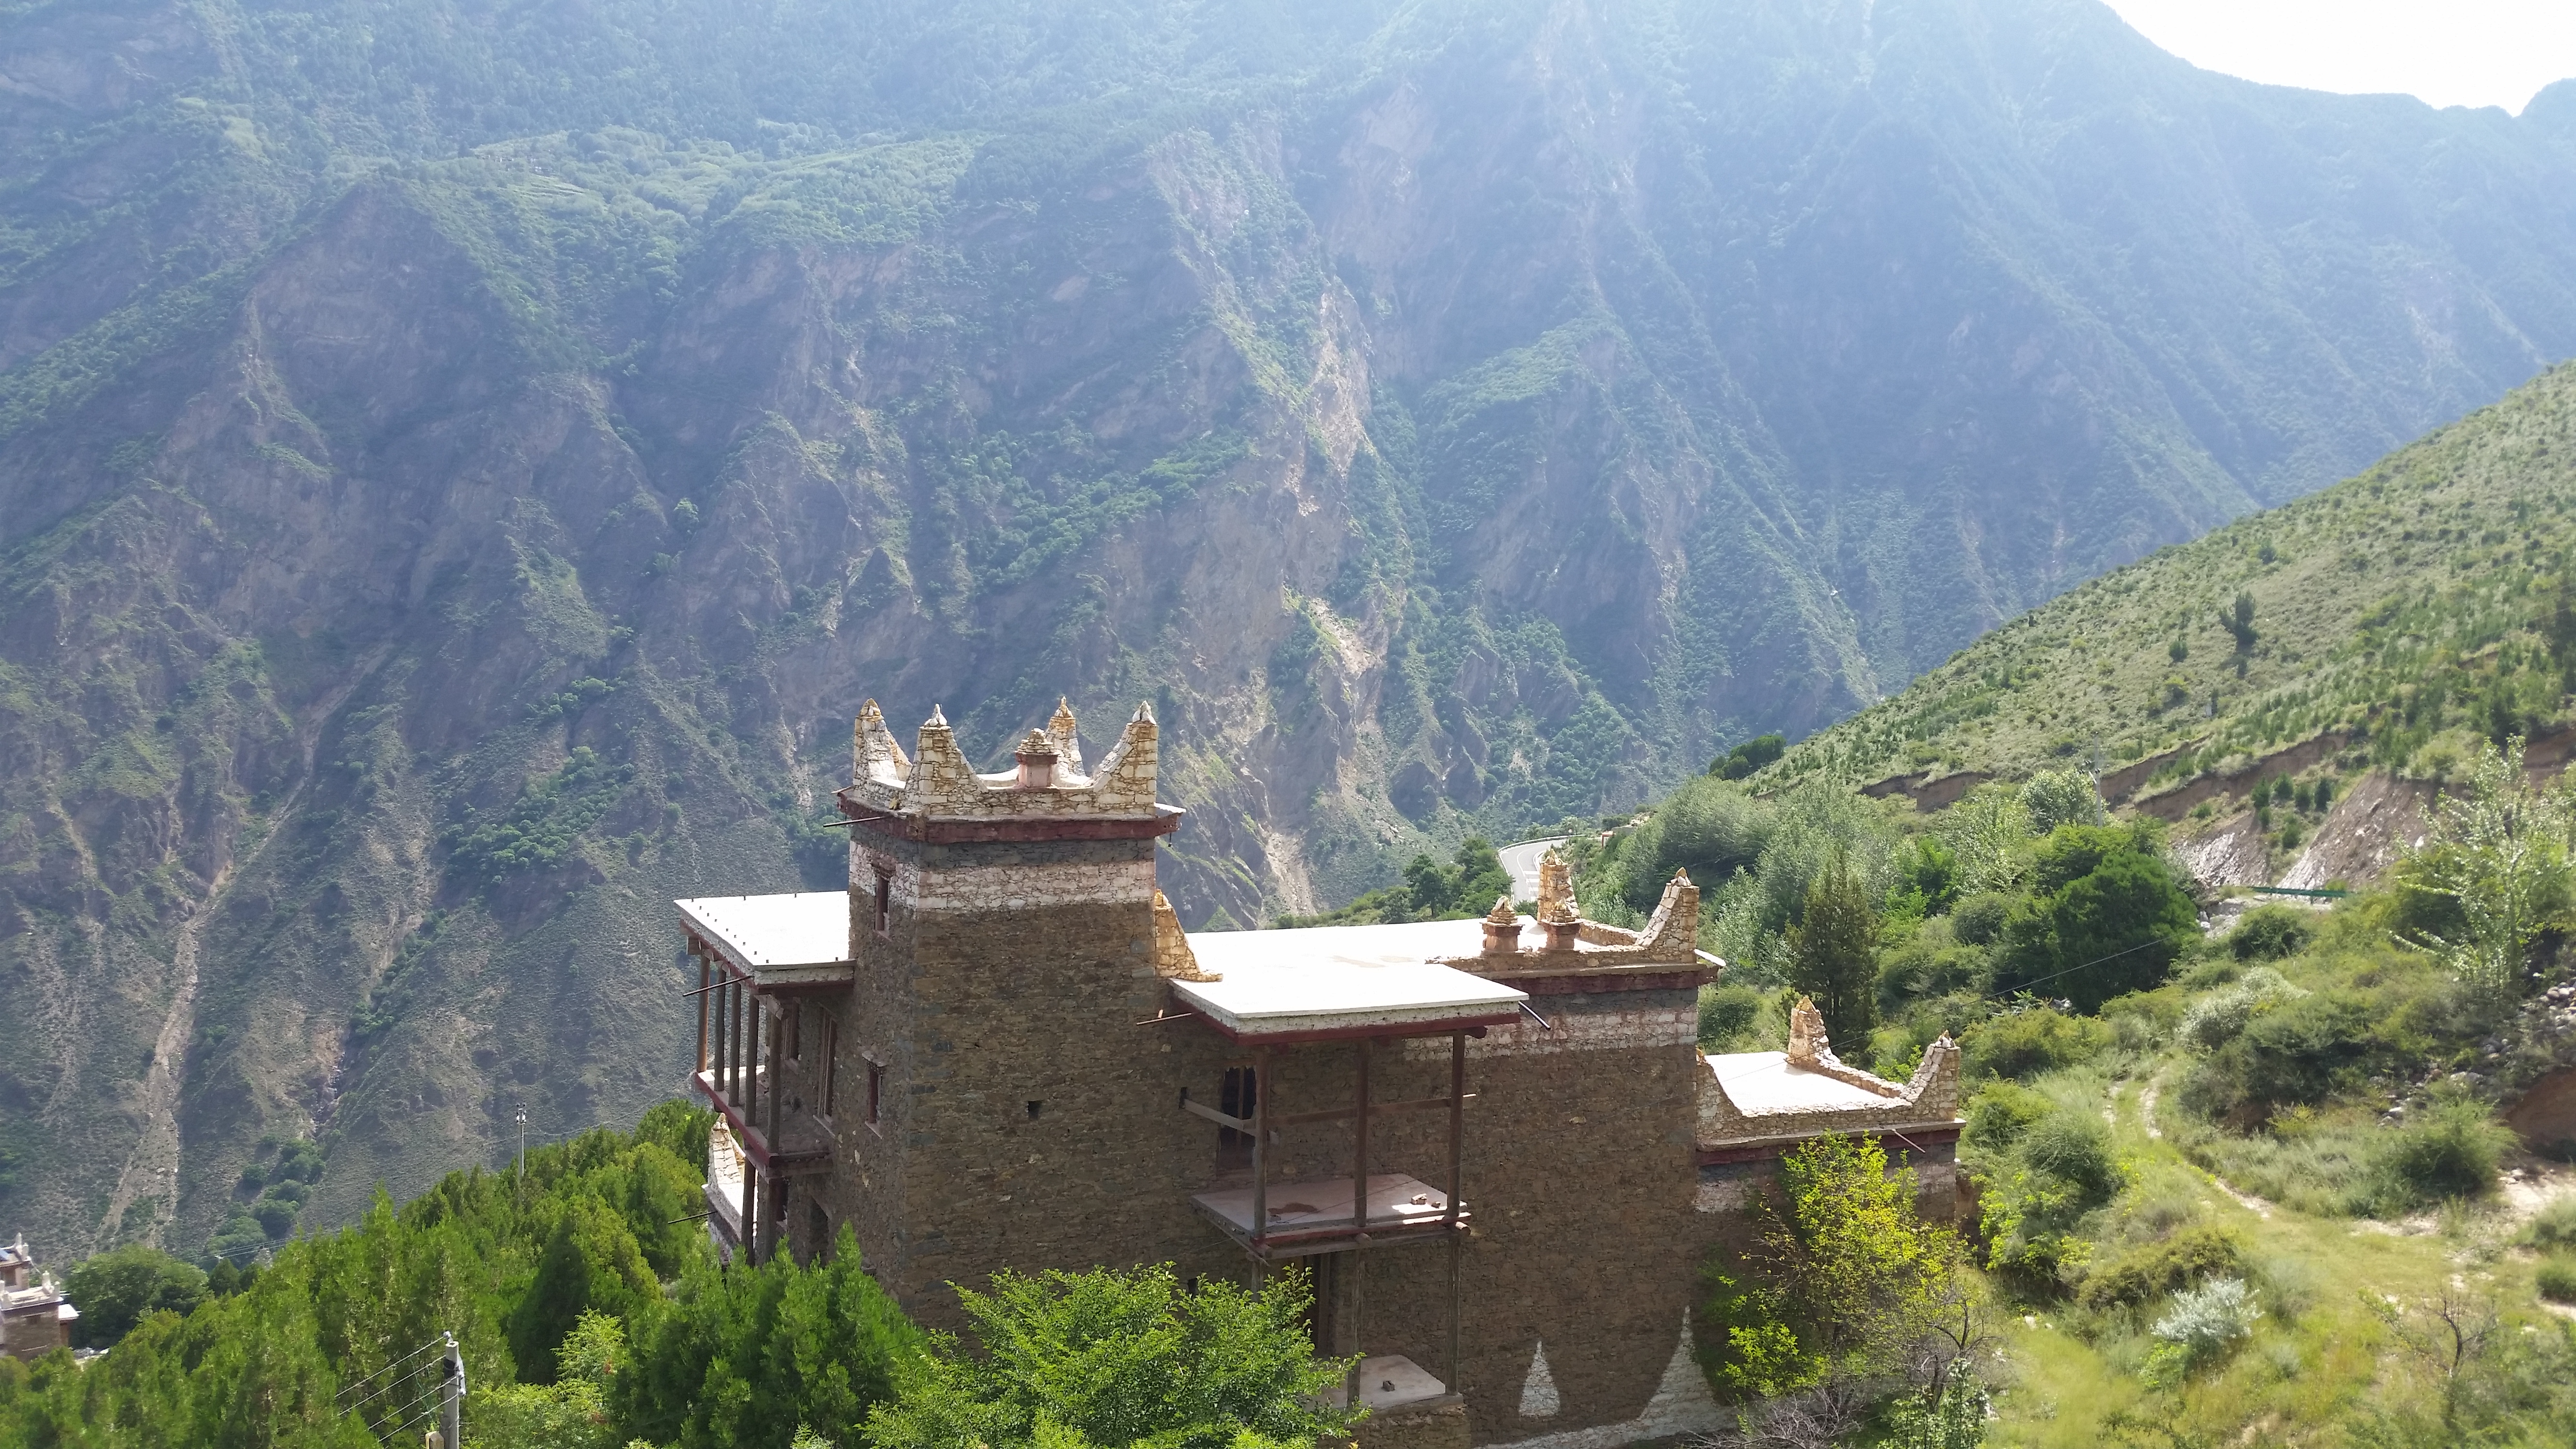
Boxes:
[1788,851,1879,1052]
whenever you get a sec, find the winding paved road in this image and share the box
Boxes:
[1497,837,1568,902]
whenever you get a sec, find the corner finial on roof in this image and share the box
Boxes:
[1786,995,1830,1068]
[1481,894,1522,955]
[927,703,948,727]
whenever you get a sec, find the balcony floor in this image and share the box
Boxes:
[1192,1173,1463,1257]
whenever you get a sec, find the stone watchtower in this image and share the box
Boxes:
[676,698,1960,1449]
[828,698,1193,1302]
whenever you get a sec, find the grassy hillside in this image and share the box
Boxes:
[1761,361,2576,799]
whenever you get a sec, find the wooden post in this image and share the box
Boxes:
[1349,1035,1373,1412]
[764,1002,783,1145]
[717,975,732,1103]
[1448,1030,1465,1386]
[694,947,710,1077]
[1352,1036,1372,1233]
[1251,1047,1271,1254]
[741,1155,758,1264]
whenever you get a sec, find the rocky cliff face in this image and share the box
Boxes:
[4,0,2575,1257]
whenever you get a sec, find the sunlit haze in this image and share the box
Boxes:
[2105,0,2576,113]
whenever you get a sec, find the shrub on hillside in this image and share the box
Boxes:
[2175,990,2377,1124]
[2523,1194,2576,1251]
[1620,777,1777,907]
[1698,982,1767,1048]
[2177,967,2307,1052]
[2075,1226,2243,1312]
[2021,769,2104,834]
[1948,893,2015,947]
[2348,1097,2514,1216]
[2144,1277,2259,1385]
[1973,1106,2127,1288]
[1876,918,1985,1013]
[2538,1258,2576,1304]
[2227,905,2316,961]
[1963,1081,2055,1154]
[1961,1006,2111,1080]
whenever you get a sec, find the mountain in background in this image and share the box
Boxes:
[5,0,2576,1259]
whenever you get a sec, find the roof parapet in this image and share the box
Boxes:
[1153,890,1219,981]
[838,697,1167,821]
[853,699,911,790]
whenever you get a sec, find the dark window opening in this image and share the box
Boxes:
[867,1060,884,1126]
[1218,1065,1258,1170]
[873,868,892,935]
[787,1003,802,1063]
[821,1017,839,1117]
[1025,1099,1043,1120]
[808,1201,831,1262]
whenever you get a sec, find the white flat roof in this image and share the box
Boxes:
[1707,1051,1901,1113]
[1175,919,1526,1037]
[676,892,851,969]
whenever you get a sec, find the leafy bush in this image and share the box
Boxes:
[64,1245,209,1350]
[2175,990,2378,1123]
[1711,733,1787,780]
[2227,905,2317,961]
[2523,1194,2576,1251]
[2176,967,2307,1052]
[1992,828,2198,1013]
[2349,1097,2513,1215]
[2021,769,2104,833]
[2144,1277,2258,1384]
[1619,777,1776,906]
[1877,918,1986,1012]
[2075,1226,2242,1312]
[1963,1081,2055,1154]
[1949,893,2015,947]
[861,1263,1353,1449]
[1703,1135,1965,1402]
[2538,1258,2576,1304]
[1698,982,1767,1048]
[1974,1107,2127,1287]
[1887,835,1961,918]
[1960,1006,2111,1080]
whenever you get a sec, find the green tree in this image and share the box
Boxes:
[2018,769,2103,834]
[617,1225,921,1449]
[507,1200,659,1382]
[1935,785,2031,896]
[1705,1135,1972,1440]
[1992,827,2197,1013]
[863,1264,1355,1449]
[2394,735,2576,1009]
[1712,733,1787,780]
[64,1243,209,1349]
[1787,852,1880,1052]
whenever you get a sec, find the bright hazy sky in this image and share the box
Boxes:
[2103,0,2576,113]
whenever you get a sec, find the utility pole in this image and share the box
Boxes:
[439,1330,464,1449]
[514,1104,527,1180]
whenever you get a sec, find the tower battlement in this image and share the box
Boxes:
[841,697,1176,835]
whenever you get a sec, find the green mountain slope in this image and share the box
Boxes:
[7,0,2576,1266]
[1763,362,2576,799]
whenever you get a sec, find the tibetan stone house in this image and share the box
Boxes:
[675,699,1962,1449]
